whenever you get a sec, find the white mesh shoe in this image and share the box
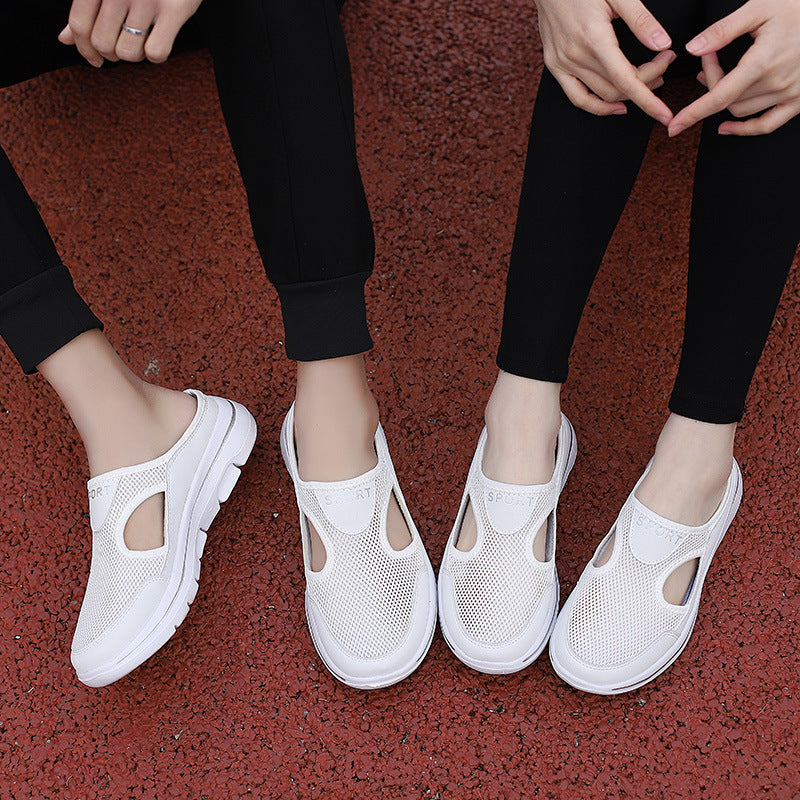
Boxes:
[549,460,742,695]
[438,414,577,674]
[281,404,437,690]
[71,389,257,687]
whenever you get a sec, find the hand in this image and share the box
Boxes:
[669,0,800,136]
[58,0,202,68]
[535,0,675,124]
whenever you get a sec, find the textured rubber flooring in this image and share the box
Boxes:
[2,2,799,798]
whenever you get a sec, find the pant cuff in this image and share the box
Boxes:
[668,390,744,425]
[0,265,103,374]
[276,271,372,361]
[496,344,569,384]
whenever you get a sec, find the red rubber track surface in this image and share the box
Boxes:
[1,2,799,798]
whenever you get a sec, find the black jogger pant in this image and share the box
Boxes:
[497,0,800,424]
[1,0,373,373]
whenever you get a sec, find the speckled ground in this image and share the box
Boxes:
[1,2,799,798]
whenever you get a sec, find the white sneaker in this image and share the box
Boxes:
[549,460,742,694]
[281,404,437,690]
[71,389,257,687]
[438,415,577,673]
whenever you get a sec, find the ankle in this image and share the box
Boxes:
[38,330,196,476]
[86,387,196,477]
[482,372,562,485]
[635,413,736,525]
[293,355,380,482]
[650,414,734,483]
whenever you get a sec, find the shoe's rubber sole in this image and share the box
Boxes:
[548,465,743,695]
[76,398,257,687]
[438,417,578,675]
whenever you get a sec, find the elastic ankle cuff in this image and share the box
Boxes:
[276,271,373,361]
[668,391,744,425]
[0,265,103,374]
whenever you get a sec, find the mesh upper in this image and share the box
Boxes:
[302,465,423,662]
[449,474,556,645]
[73,464,167,653]
[567,500,705,667]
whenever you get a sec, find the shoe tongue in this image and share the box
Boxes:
[627,498,694,564]
[87,475,120,532]
[482,480,545,535]
[312,478,376,534]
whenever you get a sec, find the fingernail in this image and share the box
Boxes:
[718,128,731,135]
[667,50,678,64]
[653,79,665,89]
[669,124,685,137]
[686,35,706,53]
[653,32,671,49]
[613,108,628,115]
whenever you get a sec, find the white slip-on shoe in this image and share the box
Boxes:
[71,389,257,687]
[281,404,437,690]
[438,414,577,674]
[549,460,742,695]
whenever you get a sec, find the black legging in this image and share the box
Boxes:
[497,0,800,424]
[1,0,373,373]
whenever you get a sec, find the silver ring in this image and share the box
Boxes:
[122,24,149,36]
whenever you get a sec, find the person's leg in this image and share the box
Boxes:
[478,0,706,553]
[547,0,800,695]
[633,0,800,601]
[202,0,436,689]
[203,0,409,557]
[458,66,658,555]
[1,5,204,550]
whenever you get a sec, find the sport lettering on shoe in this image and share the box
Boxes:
[628,506,689,564]
[321,486,372,505]
[312,483,376,534]
[485,490,538,507]
[484,485,544,535]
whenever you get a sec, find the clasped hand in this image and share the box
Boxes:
[59,0,202,67]
[537,0,800,136]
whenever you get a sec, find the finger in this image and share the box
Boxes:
[719,103,800,135]
[555,71,629,116]
[611,0,672,51]
[697,70,708,87]
[579,70,626,103]
[91,0,129,60]
[58,25,76,45]
[728,92,785,118]
[603,55,673,101]
[701,52,725,89]
[601,47,674,123]
[669,52,761,135]
[686,2,763,56]
[635,49,676,85]
[66,0,105,66]
[144,4,194,63]
[117,7,154,61]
